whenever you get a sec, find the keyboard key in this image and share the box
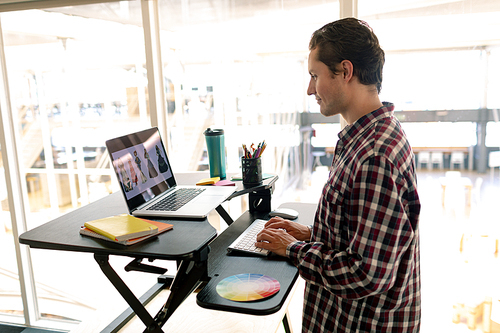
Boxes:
[147,188,205,211]
[227,219,270,256]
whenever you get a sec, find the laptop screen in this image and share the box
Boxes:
[106,127,176,212]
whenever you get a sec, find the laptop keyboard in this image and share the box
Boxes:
[227,219,270,256]
[147,188,206,211]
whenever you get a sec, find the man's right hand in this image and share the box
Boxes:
[264,217,311,241]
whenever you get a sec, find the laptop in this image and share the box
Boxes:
[105,127,235,219]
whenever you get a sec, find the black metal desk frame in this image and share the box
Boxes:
[20,175,288,333]
[102,176,279,332]
[96,245,210,333]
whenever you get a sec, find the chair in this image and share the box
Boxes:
[450,151,465,170]
[312,151,326,171]
[417,152,430,169]
[431,152,444,170]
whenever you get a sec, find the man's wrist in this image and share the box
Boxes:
[306,225,313,241]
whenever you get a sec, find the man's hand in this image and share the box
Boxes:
[255,217,311,257]
[264,217,311,241]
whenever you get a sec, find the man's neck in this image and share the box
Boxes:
[341,84,382,125]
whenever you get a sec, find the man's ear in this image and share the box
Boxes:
[340,60,354,82]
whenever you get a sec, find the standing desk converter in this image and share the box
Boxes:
[19,173,316,332]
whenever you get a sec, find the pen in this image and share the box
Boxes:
[242,141,267,159]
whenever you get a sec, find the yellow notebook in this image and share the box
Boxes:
[80,220,173,245]
[84,214,158,242]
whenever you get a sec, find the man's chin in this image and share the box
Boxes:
[320,108,336,118]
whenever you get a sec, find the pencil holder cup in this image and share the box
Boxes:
[242,157,262,185]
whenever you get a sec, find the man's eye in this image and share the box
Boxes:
[311,75,317,80]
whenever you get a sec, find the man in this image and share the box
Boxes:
[256,18,421,332]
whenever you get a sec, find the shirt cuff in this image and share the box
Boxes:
[286,240,308,265]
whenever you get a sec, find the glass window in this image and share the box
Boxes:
[358,2,500,332]
[0,148,23,321]
[402,122,477,148]
[381,51,483,111]
[158,0,340,175]
[2,3,149,223]
[486,122,500,147]
[1,1,157,325]
[487,47,500,109]
[311,123,341,147]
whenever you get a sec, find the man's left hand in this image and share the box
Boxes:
[256,227,298,257]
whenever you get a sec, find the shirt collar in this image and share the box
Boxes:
[337,102,395,145]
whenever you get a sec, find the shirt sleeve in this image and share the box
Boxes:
[287,155,416,300]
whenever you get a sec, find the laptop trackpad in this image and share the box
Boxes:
[194,194,225,204]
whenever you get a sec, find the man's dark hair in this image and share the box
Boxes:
[309,17,385,93]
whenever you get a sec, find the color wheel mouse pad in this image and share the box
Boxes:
[216,273,280,302]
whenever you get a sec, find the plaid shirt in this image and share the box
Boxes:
[288,103,421,332]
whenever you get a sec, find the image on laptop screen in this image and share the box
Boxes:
[109,129,173,202]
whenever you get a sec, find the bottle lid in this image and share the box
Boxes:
[203,128,224,136]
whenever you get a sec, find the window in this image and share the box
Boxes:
[0,1,157,327]
[157,1,338,192]
[0,150,22,320]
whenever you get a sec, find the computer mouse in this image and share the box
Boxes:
[269,208,299,220]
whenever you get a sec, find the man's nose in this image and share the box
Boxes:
[307,79,315,95]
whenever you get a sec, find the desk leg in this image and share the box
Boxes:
[94,254,164,333]
[153,247,210,328]
[216,204,234,225]
[283,310,294,333]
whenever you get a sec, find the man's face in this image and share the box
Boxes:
[307,47,346,117]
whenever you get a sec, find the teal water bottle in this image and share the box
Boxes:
[203,128,226,179]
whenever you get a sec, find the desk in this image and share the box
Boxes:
[326,146,473,170]
[412,147,470,153]
[117,202,316,333]
[19,173,314,332]
[19,191,216,333]
[412,147,473,170]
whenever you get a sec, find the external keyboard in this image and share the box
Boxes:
[227,219,270,256]
[147,188,205,211]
